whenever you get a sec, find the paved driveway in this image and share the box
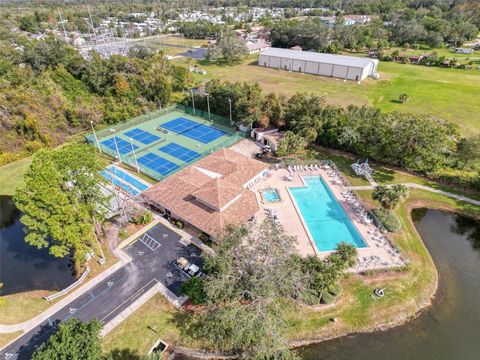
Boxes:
[0,223,202,360]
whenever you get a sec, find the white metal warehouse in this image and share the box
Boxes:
[258,48,379,81]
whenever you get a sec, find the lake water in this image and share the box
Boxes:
[0,196,75,295]
[298,209,480,360]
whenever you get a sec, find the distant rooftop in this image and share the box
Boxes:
[260,48,376,68]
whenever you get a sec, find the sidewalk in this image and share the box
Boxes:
[0,218,163,334]
[349,183,480,206]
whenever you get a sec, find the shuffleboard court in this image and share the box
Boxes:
[101,137,138,155]
[137,152,180,176]
[160,117,226,144]
[124,128,161,145]
[159,143,201,163]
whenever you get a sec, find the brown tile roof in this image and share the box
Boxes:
[192,178,242,210]
[143,148,269,238]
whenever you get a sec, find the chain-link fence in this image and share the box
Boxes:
[86,106,241,181]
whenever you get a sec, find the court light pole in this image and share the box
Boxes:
[90,121,102,153]
[191,89,196,116]
[228,98,232,126]
[206,93,211,121]
[128,136,140,173]
[110,129,122,164]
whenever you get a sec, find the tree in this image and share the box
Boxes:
[14,144,108,263]
[372,185,409,211]
[295,242,357,304]
[32,319,108,360]
[457,135,480,169]
[181,277,207,305]
[398,93,410,103]
[276,131,306,156]
[207,33,248,64]
[184,220,306,359]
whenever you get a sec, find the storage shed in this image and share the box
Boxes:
[258,48,379,81]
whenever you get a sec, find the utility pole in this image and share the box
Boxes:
[90,121,102,153]
[206,93,211,121]
[57,8,68,42]
[191,89,196,115]
[88,5,99,45]
[110,129,122,163]
[128,136,140,173]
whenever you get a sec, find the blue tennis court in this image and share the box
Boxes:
[101,137,138,155]
[159,143,200,163]
[124,128,160,145]
[159,117,226,144]
[137,152,180,176]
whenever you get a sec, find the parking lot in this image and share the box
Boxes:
[0,222,203,360]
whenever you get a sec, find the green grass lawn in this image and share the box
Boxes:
[181,56,480,135]
[100,188,480,358]
[0,157,32,196]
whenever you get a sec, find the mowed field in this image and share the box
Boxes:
[184,56,480,135]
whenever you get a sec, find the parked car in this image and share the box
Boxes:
[173,257,202,277]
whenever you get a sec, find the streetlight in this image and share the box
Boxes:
[127,136,140,173]
[110,129,122,164]
[90,121,102,153]
[228,98,232,126]
[191,89,196,115]
[206,93,211,121]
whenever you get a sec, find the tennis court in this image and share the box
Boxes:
[124,128,161,145]
[137,153,180,176]
[159,117,226,144]
[88,107,240,181]
[101,137,138,155]
[159,143,200,163]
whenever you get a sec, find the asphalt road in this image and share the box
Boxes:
[0,223,202,360]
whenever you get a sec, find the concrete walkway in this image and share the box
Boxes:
[0,218,162,334]
[349,183,480,207]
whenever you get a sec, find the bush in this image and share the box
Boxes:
[131,211,153,225]
[373,209,401,232]
[430,168,480,191]
[175,220,184,229]
[321,291,335,304]
[327,282,342,296]
[181,277,207,305]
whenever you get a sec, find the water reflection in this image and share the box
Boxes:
[298,209,480,360]
[0,196,75,295]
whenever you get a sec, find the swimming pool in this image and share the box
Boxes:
[289,175,367,252]
[261,189,281,203]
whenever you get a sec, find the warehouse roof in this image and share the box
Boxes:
[260,48,376,68]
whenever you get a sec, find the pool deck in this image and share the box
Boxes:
[251,167,406,271]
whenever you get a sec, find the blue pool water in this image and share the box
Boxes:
[262,189,281,203]
[289,176,367,252]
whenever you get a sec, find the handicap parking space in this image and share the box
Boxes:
[124,222,203,297]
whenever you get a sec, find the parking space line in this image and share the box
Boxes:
[139,233,161,251]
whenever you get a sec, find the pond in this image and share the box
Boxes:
[0,196,75,296]
[298,209,480,360]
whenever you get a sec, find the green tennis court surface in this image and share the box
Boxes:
[88,109,240,181]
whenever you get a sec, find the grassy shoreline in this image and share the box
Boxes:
[103,188,480,358]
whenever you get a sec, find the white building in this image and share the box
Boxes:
[258,48,379,81]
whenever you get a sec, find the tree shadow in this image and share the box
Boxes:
[16,319,61,360]
[390,99,403,104]
[372,168,395,183]
[110,348,143,360]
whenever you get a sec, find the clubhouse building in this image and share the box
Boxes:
[143,148,269,240]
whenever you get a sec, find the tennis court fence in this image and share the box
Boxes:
[85,104,233,143]
[91,130,243,182]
